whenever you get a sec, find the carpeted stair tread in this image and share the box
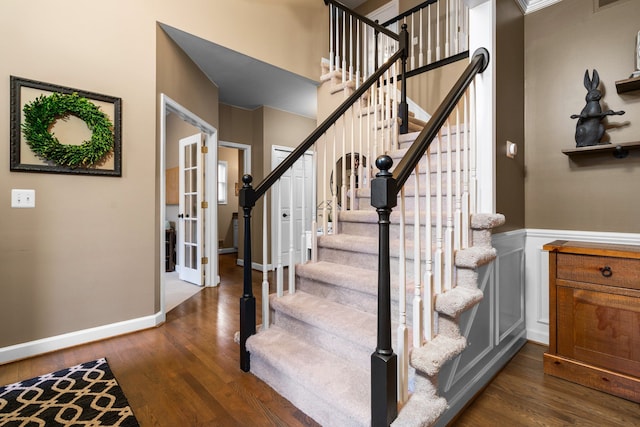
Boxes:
[435,287,484,318]
[246,326,369,425]
[471,213,506,230]
[455,246,497,269]
[270,291,377,350]
[409,334,467,377]
[339,209,446,226]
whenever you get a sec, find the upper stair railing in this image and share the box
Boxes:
[326,0,469,87]
[371,47,488,426]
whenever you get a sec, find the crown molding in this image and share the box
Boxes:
[515,0,563,14]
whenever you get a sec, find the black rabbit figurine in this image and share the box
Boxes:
[571,69,625,147]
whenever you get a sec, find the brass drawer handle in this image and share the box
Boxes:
[600,266,613,278]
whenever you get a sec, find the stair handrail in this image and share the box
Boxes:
[238,22,410,374]
[392,47,489,190]
[369,46,489,427]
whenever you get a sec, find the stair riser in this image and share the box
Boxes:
[297,274,417,324]
[317,246,426,281]
[271,309,372,367]
[249,354,367,427]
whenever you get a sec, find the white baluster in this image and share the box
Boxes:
[454,105,462,252]
[350,107,355,211]
[462,91,470,249]
[301,153,307,263]
[398,187,409,403]
[342,10,347,83]
[289,163,296,294]
[323,131,329,237]
[423,145,434,341]
[410,15,415,71]
[444,120,454,291]
[436,0,441,61]
[434,132,443,294]
[413,164,423,348]
[341,115,347,211]
[312,148,318,262]
[445,0,450,58]
[349,15,353,82]
[262,193,270,330]
[330,5,335,73]
[356,20,361,88]
[427,4,432,65]
[469,81,477,216]
[419,9,424,67]
[332,123,338,234]
[276,179,284,297]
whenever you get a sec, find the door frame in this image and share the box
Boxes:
[160,94,218,319]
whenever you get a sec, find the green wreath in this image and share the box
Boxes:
[21,92,114,168]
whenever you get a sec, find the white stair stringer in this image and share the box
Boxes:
[245,125,505,426]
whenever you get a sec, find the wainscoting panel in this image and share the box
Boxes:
[435,230,527,426]
[524,229,640,345]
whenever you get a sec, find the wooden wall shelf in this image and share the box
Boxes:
[562,141,640,158]
[616,75,640,94]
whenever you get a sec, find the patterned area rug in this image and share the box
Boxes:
[0,358,139,426]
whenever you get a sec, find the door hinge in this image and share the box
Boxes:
[201,146,208,154]
[201,201,208,209]
[201,257,209,265]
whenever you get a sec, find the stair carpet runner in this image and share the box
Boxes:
[246,127,504,426]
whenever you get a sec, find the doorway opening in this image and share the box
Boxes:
[160,94,218,318]
[218,141,251,263]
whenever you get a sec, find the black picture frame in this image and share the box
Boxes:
[10,76,122,176]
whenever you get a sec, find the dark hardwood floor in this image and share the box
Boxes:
[1,253,639,426]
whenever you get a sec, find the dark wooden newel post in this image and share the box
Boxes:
[239,174,256,372]
[370,155,398,426]
[399,24,409,135]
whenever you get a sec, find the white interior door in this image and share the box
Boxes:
[178,133,203,285]
[271,147,314,267]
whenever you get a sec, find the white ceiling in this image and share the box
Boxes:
[160,23,319,119]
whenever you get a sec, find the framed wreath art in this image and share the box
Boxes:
[10,76,122,176]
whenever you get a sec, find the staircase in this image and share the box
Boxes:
[237,2,498,425]
[246,125,504,425]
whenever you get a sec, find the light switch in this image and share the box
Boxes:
[11,189,35,208]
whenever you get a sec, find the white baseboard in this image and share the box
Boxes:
[236,259,274,271]
[0,312,164,365]
[218,247,238,254]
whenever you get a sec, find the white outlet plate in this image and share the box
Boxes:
[11,189,35,208]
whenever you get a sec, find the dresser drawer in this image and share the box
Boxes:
[556,253,640,290]
[556,285,640,378]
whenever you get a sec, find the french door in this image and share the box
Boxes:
[178,133,203,285]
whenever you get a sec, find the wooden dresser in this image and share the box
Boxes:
[543,240,640,402]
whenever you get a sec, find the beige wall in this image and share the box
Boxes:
[0,0,326,352]
[524,0,640,232]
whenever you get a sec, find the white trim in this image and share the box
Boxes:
[524,228,640,345]
[161,94,219,302]
[219,140,252,175]
[468,0,496,214]
[236,258,274,272]
[514,0,563,14]
[0,313,163,365]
